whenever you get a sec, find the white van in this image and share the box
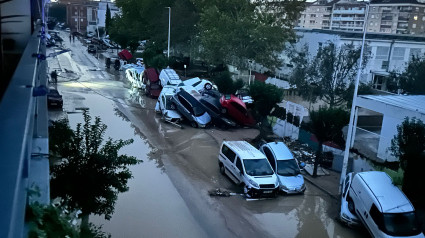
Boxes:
[159,68,182,86]
[155,85,182,122]
[218,141,279,197]
[348,171,424,238]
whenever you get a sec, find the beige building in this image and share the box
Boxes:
[330,0,367,32]
[367,0,425,35]
[297,0,335,30]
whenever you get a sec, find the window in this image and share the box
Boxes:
[75,11,78,15]
[382,61,389,70]
[263,147,275,171]
[409,48,421,60]
[376,46,389,60]
[236,157,243,173]
[75,18,78,22]
[414,15,418,20]
[310,20,316,24]
[392,47,406,60]
[413,24,417,28]
[81,19,84,22]
[370,204,384,229]
[371,14,375,18]
[310,14,316,17]
[221,145,236,163]
[423,16,425,21]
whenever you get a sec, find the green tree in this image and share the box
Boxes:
[390,117,425,205]
[105,4,111,35]
[290,42,366,108]
[308,107,349,177]
[49,112,140,231]
[390,54,425,95]
[212,70,244,94]
[197,0,304,70]
[249,81,284,138]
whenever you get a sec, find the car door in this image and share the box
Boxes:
[177,94,192,120]
[262,146,276,172]
[234,156,245,183]
[220,145,239,183]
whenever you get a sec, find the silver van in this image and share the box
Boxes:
[348,171,423,238]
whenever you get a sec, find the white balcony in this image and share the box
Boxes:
[333,9,365,14]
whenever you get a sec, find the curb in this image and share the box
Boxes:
[303,175,339,201]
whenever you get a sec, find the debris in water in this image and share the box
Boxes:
[208,188,233,197]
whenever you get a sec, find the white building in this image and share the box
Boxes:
[279,29,425,91]
[87,1,120,34]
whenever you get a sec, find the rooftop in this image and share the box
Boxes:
[224,141,266,160]
[371,0,425,5]
[359,95,425,115]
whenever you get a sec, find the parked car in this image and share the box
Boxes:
[87,44,96,53]
[159,68,182,86]
[155,85,183,122]
[235,88,254,106]
[220,94,256,127]
[47,88,63,108]
[179,77,216,93]
[199,94,236,128]
[170,88,211,128]
[201,89,221,99]
[340,173,360,227]
[259,142,306,194]
[142,68,161,98]
[218,141,279,198]
[345,171,424,238]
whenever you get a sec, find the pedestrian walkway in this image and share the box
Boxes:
[302,168,341,200]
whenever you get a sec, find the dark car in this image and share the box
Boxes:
[88,44,96,53]
[47,88,63,108]
[220,94,255,127]
[170,88,211,128]
[199,95,236,128]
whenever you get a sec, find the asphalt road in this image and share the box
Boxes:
[47,32,366,238]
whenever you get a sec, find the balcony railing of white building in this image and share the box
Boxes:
[333,9,365,14]
[0,24,49,238]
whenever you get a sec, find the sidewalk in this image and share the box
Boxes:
[302,168,341,200]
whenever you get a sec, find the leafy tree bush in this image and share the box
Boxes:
[307,107,349,176]
[212,70,244,94]
[249,81,284,121]
[390,55,425,95]
[49,111,140,231]
[390,117,425,205]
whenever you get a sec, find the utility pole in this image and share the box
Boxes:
[339,2,369,193]
[166,7,171,59]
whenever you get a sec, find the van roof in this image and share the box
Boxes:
[223,141,266,160]
[357,171,414,213]
[265,142,294,160]
[160,68,181,85]
[160,85,177,96]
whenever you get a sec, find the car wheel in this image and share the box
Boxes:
[170,103,176,110]
[348,197,355,213]
[219,163,225,175]
[204,83,212,90]
[191,121,198,128]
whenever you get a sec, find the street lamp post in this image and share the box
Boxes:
[339,2,370,193]
[166,7,171,59]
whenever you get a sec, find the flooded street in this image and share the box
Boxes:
[47,33,367,238]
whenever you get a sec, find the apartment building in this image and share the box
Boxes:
[298,0,335,29]
[368,0,425,35]
[330,0,367,32]
[64,0,98,33]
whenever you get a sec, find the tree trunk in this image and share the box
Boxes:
[313,142,323,177]
[80,213,90,234]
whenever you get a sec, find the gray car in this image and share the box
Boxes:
[170,88,211,128]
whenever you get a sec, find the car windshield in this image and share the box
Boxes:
[150,83,161,89]
[243,159,274,176]
[192,80,202,87]
[383,212,421,236]
[165,96,173,110]
[193,106,205,117]
[276,159,300,176]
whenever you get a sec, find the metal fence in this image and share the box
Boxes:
[0,25,49,238]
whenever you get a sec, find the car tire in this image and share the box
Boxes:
[204,83,212,90]
[219,163,225,175]
[348,197,355,213]
[191,121,198,128]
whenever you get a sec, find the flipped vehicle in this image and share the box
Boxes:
[125,66,145,88]
[235,89,254,106]
[218,141,279,198]
[159,68,182,86]
[199,94,236,128]
[142,68,161,98]
[170,88,211,128]
[220,94,255,127]
[344,171,424,238]
[179,77,216,93]
[259,142,306,194]
[155,85,183,122]
[47,88,63,108]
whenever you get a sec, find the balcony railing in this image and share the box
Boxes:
[0,25,49,237]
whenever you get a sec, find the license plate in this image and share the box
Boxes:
[263,190,272,194]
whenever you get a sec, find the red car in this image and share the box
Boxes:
[220,94,256,126]
[142,68,161,98]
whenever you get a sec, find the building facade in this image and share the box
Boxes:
[330,0,367,32]
[367,0,425,35]
[298,1,335,30]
